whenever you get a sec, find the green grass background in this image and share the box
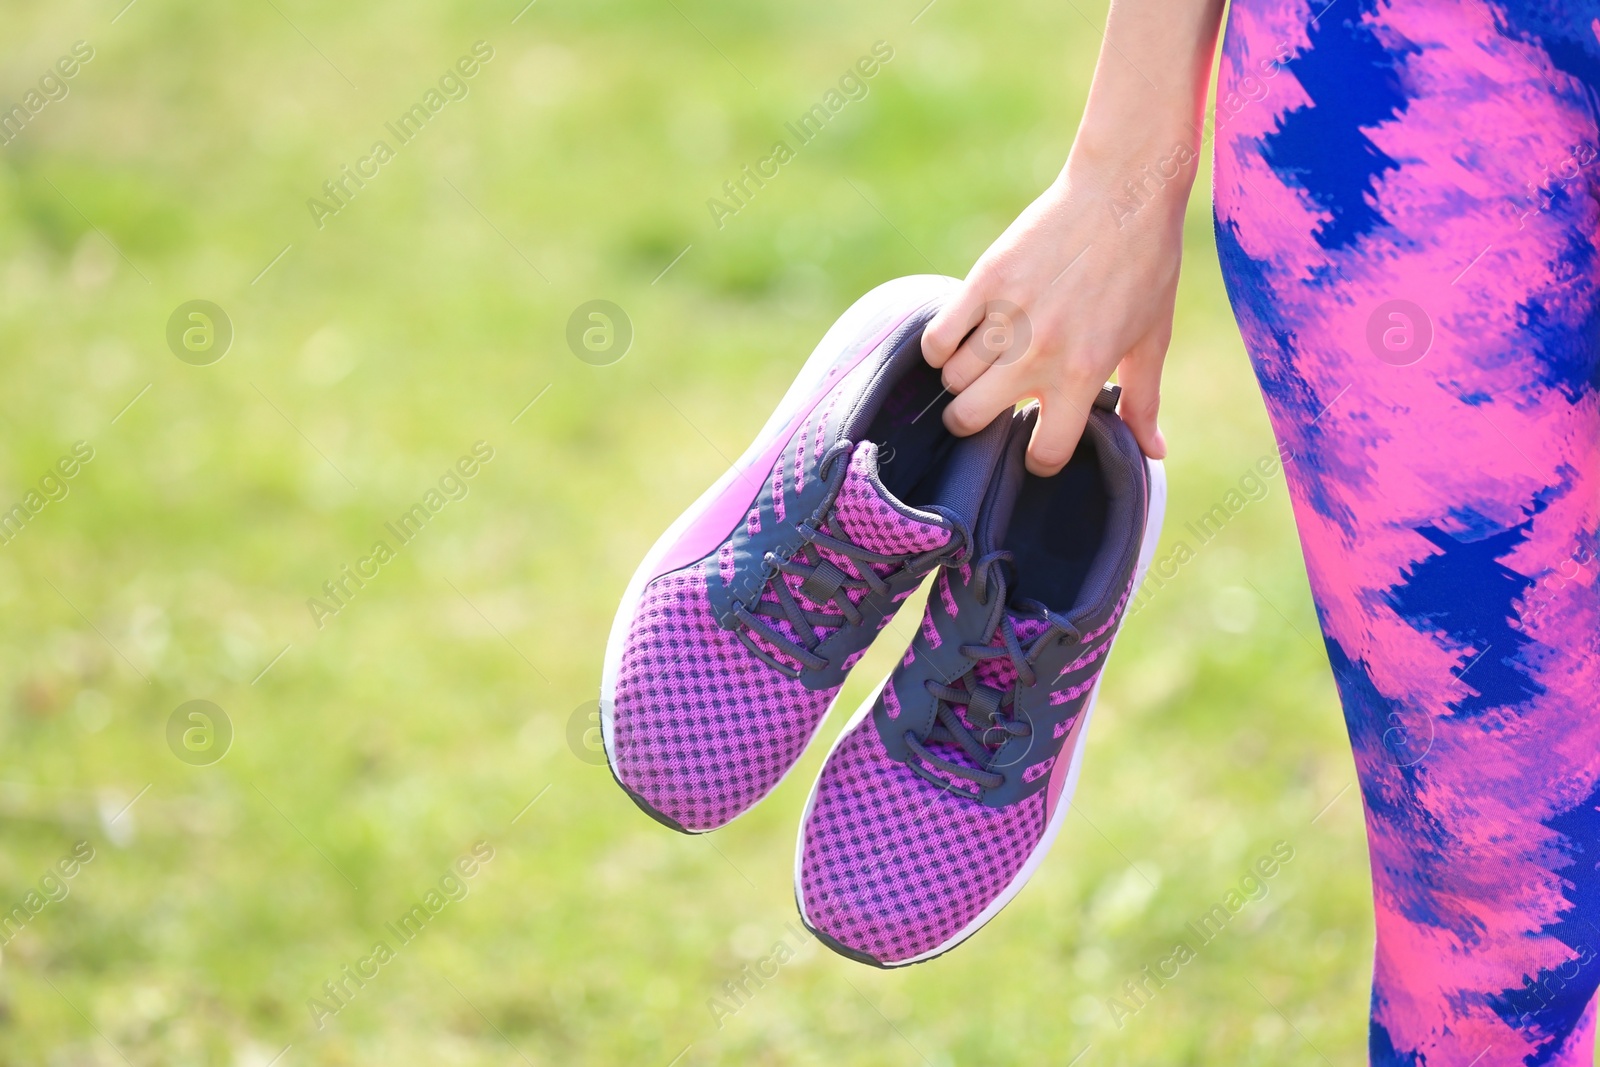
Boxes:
[0,0,1371,1062]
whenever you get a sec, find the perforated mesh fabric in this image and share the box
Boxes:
[613,565,831,832]
[752,449,951,659]
[610,446,954,832]
[831,445,951,557]
[799,569,1133,962]
[923,597,1051,768]
[799,716,1046,963]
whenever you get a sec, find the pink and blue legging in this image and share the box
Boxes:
[1215,0,1600,1063]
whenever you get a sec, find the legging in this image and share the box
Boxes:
[1214,1,1600,1063]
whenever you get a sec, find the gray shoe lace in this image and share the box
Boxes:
[902,551,1079,796]
[731,442,967,678]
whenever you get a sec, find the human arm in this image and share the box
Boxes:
[921,0,1227,473]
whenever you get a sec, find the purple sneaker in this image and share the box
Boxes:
[600,276,1011,833]
[796,393,1165,965]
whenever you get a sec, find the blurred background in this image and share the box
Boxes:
[0,0,1369,1062]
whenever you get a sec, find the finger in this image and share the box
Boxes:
[942,361,1027,438]
[921,284,986,369]
[940,328,1001,394]
[1027,382,1098,476]
[1115,348,1168,459]
[940,299,1037,393]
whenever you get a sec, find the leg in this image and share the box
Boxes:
[1215,0,1600,1062]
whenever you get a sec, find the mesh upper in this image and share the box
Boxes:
[798,580,1122,963]
[799,717,1047,962]
[613,565,832,831]
[830,445,952,557]
[922,590,1053,770]
[797,398,1150,963]
[611,442,952,832]
[746,446,950,663]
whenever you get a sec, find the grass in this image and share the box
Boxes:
[0,0,1371,1063]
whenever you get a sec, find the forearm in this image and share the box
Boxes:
[1064,0,1226,205]
[923,0,1225,469]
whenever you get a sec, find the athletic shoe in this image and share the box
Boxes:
[600,275,1012,833]
[795,392,1165,965]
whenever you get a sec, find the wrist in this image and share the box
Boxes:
[1068,110,1200,177]
[1056,123,1201,223]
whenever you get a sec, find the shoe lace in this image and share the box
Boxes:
[731,441,968,679]
[902,550,1080,795]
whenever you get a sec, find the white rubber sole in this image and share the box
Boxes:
[794,458,1168,963]
[597,275,960,833]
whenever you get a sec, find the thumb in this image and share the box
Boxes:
[1115,349,1167,460]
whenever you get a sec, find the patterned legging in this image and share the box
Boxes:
[1214,1,1600,1062]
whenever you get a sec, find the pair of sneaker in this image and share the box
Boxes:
[599,275,1165,967]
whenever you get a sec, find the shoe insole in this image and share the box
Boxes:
[1006,438,1109,612]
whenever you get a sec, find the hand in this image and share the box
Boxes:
[921,148,1191,474]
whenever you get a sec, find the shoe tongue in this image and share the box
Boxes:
[1007,596,1071,634]
[826,442,952,556]
[917,599,1056,781]
[748,441,951,667]
[972,414,1030,557]
[955,610,1051,727]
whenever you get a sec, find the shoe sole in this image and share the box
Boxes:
[793,457,1168,963]
[597,275,961,834]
